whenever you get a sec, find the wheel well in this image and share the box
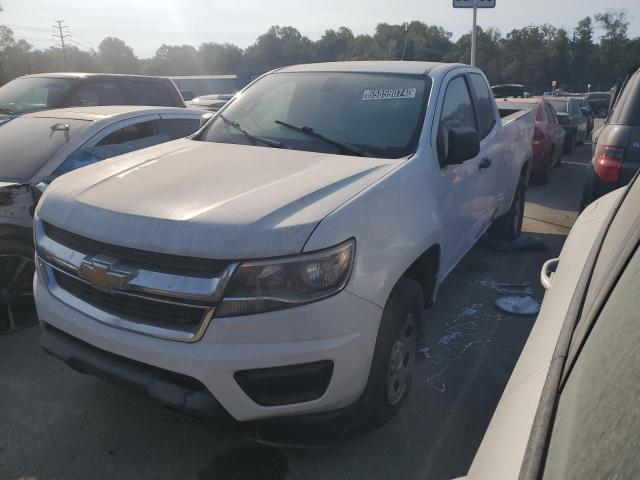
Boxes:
[401,245,440,308]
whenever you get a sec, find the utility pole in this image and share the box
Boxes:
[52,20,71,70]
[471,3,478,66]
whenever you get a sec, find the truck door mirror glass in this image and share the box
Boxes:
[447,127,480,165]
[199,112,215,129]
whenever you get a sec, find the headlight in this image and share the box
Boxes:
[216,239,355,317]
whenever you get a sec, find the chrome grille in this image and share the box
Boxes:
[35,218,237,342]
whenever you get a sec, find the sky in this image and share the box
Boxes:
[1,0,639,58]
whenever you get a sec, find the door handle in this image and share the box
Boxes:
[541,257,560,290]
[479,158,492,170]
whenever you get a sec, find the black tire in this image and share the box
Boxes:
[533,150,552,185]
[0,238,37,334]
[357,277,423,430]
[563,131,575,154]
[488,173,525,241]
[597,107,608,118]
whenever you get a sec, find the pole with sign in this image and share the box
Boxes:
[453,0,496,67]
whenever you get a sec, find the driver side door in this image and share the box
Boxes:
[435,74,486,276]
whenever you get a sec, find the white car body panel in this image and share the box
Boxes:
[35,62,534,421]
[466,188,625,480]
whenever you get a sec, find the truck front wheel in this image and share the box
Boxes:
[358,277,423,430]
[488,174,525,241]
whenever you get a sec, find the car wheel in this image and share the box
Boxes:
[358,277,423,430]
[488,173,525,241]
[597,107,608,118]
[0,239,37,334]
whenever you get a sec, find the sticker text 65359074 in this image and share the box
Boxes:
[362,88,417,101]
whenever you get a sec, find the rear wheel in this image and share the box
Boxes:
[358,277,423,429]
[488,173,525,241]
[0,239,37,334]
[597,107,608,118]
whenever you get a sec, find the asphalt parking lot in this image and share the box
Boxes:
[0,125,598,480]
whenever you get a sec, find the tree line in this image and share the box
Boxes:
[1,9,638,92]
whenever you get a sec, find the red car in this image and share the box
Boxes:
[497,97,566,184]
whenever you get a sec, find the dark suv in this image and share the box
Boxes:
[582,66,640,208]
[0,73,185,120]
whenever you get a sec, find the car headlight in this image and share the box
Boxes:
[215,239,355,317]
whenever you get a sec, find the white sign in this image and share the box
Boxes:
[453,0,496,8]
[362,88,417,101]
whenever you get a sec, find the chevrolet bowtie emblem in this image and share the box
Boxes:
[78,256,135,292]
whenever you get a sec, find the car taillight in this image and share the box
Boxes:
[533,127,544,143]
[595,145,624,183]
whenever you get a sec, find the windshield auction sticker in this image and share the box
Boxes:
[362,88,417,101]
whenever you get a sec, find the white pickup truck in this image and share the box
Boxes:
[34,61,533,439]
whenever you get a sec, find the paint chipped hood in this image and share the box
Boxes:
[36,139,397,259]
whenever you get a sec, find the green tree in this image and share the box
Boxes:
[149,44,202,75]
[199,42,243,74]
[570,17,594,87]
[449,27,502,82]
[595,10,630,82]
[314,27,354,62]
[243,26,314,70]
[98,37,139,73]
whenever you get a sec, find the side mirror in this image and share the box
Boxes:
[180,90,195,101]
[199,112,215,129]
[447,127,480,165]
[580,107,590,116]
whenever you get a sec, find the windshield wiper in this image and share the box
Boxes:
[0,107,17,115]
[274,120,369,157]
[219,114,287,149]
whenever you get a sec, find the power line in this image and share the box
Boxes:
[72,33,98,49]
[0,23,51,32]
[52,19,71,68]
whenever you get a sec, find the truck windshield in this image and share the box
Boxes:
[0,77,77,115]
[200,72,432,159]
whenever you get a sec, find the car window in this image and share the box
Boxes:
[126,81,175,106]
[548,100,568,114]
[160,118,200,139]
[48,120,167,181]
[69,81,126,107]
[543,244,640,480]
[468,73,496,139]
[438,76,477,163]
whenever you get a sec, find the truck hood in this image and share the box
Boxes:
[37,139,397,259]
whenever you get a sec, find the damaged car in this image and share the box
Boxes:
[0,105,203,333]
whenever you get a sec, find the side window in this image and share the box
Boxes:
[468,73,497,139]
[69,81,125,107]
[570,101,579,116]
[543,246,640,480]
[160,118,200,139]
[438,76,478,163]
[48,120,167,180]
[126,81,175,106]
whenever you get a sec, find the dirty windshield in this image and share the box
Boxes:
[200,72,431,158]
[0,77,76,115]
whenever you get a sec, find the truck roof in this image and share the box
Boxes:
[278,61,459,76]
[21,105,200,122]
[18,72,170,80]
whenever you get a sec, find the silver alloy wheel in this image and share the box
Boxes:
[387,312,418,406]
[0,255,37,334]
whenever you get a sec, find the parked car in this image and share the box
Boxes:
[35,61,533,442]
[581,66,640,208]
[185,93,234,112]
[583,91,612,118]
[574,97,595,137]
[498,97,565,184]
[0,73,186,124]
[0,106,203,333]
[491,84,528,98]
[546,96,588,154]
[464,172,640,480]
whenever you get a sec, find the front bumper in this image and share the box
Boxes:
[34,269,382,423]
